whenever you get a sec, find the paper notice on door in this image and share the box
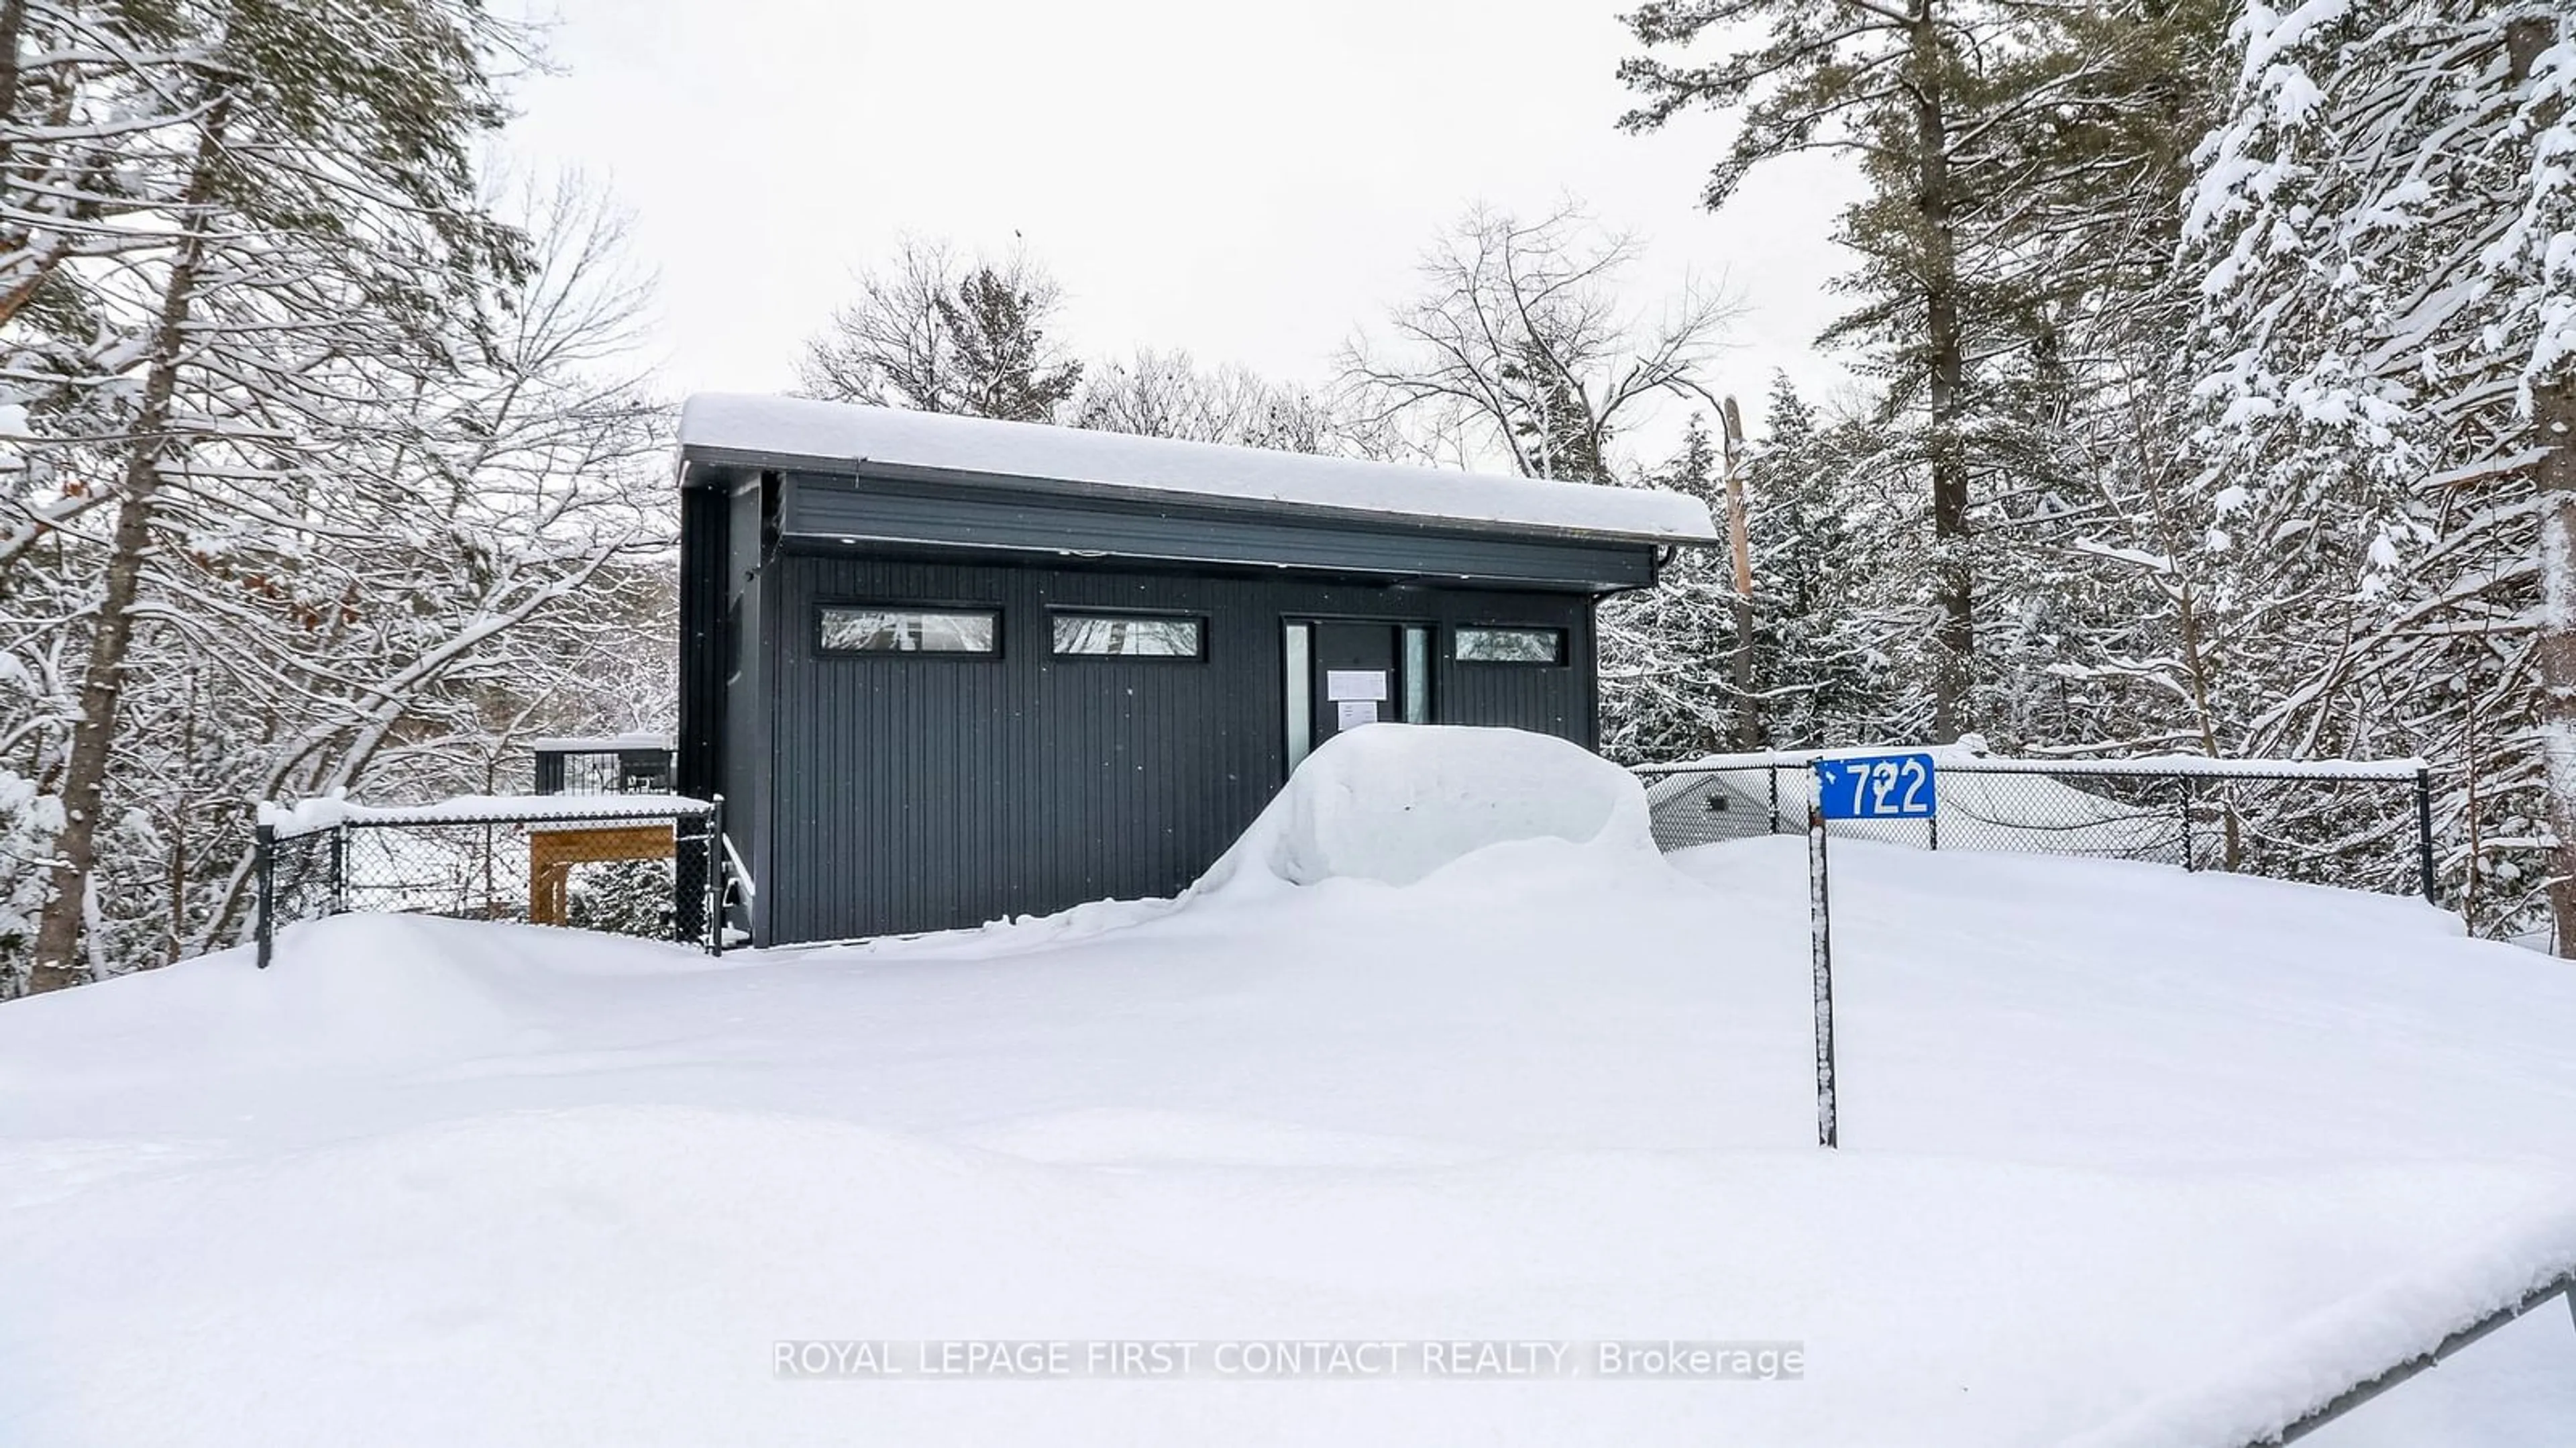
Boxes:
[1336,699,1381,729]
[1326,670,1389,702]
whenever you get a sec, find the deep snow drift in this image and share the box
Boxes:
[1193,724,1656,893]
[3,727,2574,1447]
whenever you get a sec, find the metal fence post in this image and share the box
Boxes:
[328,823,349,916]
[1767,764,1780,836]
[2416,766,2437,905]
[1808,801,1837,1150]
[254,822,275,970]
[708,793,728,956]
[2180,777,2196,871]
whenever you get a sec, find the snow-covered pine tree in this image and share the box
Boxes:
[2182,1,2575,942]
[1621,0,2241,749]
[941,265,1085,422]
[1622,0,2044,741]
[1500,334,1619,485]
[1741,376,1895,746]
[1939,0,2235,754]
[1599,415,1740,760]
[1601,380,1907,760]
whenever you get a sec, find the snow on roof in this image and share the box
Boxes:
[258,792,710,837]
[528,734,674,754]
[676,393,1721,545]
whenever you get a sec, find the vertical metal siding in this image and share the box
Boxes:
[761,552,1599,943]
[1436,602,1589,741]
[675,486,728,802]
[722,478,776,943]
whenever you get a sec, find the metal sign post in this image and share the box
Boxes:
[1807,752,1940,1151]
[1807,802,1837,1148]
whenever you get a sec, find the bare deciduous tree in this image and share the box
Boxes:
[1336,202,1737,484]
[1072,348,1332,452]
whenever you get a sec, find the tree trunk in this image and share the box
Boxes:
[2534,375,2576,958]
[1731,597,1759,749]
[164,666,199,963]
[0,0,54,331]
[2507,15,2551,85]
[0,0,29,183]
[1723,418,1759,749]
[25,99,226,992]
[1910,0,1972,741]
[2515,12,2562,945]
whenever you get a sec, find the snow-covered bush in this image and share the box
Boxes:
[564,860,679,940]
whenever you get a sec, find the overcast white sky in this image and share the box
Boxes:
[501,0,1863,454]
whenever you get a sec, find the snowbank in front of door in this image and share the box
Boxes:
[1190,724,1658,896]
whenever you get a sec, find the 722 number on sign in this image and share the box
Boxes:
[1814,753,1937,821]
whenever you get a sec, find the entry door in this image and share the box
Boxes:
[1287,621,1433,772]
[1313,622,1398,747]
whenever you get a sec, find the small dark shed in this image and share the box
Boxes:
[674,395,1715,947]
[531,734,674,796]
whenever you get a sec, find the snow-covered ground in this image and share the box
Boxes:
[4,728,2573,1446]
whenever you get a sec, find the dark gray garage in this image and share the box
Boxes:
[674,395,1715,946]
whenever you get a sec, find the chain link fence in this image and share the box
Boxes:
[1636,754,2437,902]
[254,796,726,966]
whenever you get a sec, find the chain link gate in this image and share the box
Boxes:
[253,796,727,966]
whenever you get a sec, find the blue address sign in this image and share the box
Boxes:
[1814,753,1938,821]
